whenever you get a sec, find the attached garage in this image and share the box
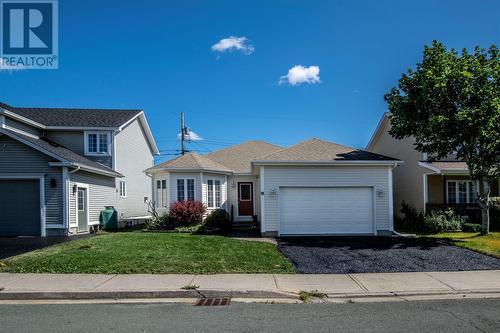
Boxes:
[0,178,43,236]
[251,138,401,237]
[279,187,374,235]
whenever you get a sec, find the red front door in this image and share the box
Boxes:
[238,182,254,216]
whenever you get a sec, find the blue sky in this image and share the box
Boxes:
[1,0,499,161]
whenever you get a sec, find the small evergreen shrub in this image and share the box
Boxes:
[423,208,467,233]
[461,223,482,233]
[204,209,231,232]
[169,201,206,227]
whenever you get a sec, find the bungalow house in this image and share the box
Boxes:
[0,102,159,237]
[367,112,499,218]
[145,139,401,236]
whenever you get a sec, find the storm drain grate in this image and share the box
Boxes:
[194,298,231,306]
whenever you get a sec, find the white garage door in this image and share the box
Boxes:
[279,187,374,235]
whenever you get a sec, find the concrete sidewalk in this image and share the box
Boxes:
[1,270,500,301]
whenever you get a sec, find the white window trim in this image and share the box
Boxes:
[176,178,195,202]
[119,181,127,198]
[84,131,111,156]
[155,179,167,208]
[206,179,222,209]
[446,180,478,204]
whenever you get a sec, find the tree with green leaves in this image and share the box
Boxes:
[385,41,499,234]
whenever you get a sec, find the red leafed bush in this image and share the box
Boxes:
[169,200,206,227]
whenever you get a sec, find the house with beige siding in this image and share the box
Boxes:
[367,113,499,219]
[146,139,401,236]
[0,102,159,236]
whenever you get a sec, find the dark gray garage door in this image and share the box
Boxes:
[0,179,41,236]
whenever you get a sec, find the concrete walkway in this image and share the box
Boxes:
[1,270,500,301]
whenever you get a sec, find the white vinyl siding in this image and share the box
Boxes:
[261,166,391,233]
[114,118,155,217]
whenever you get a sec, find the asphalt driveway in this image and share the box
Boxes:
[278,237,500,274]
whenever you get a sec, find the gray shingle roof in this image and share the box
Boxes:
[425,161,469,171]
[0,102,141,128]
[146,152,233,173]
[205,140,283,173]
[256,138,399,162]
[1,128,123,177]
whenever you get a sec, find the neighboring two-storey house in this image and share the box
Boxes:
[367,112,499,219]
[0,102,159,236]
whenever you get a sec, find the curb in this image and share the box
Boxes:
[0,289,294,301]
[2,289,500,302]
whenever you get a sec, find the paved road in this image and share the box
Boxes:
[278,237,500,273]
[1,299,499,332]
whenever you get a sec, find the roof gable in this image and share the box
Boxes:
[0,101,159,155]
[0,128,123,177]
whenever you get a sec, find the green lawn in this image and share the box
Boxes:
[0,232,295,274]
[425,232,500,258]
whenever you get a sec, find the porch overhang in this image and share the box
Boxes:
[418,161,469,176]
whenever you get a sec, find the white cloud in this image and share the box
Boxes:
[0,58,24,72]
[279,65,321,85]
[211,36,254,55]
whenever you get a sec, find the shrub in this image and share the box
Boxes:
[394,201,424,232]
[149,213,176,230]
[169,201,206,227]
[423,208,467,233]
[204,209,231,232]
[461,223,482,233]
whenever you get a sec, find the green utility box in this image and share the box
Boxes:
[101,206,118,229]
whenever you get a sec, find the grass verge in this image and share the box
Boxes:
[424,232,500,258]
